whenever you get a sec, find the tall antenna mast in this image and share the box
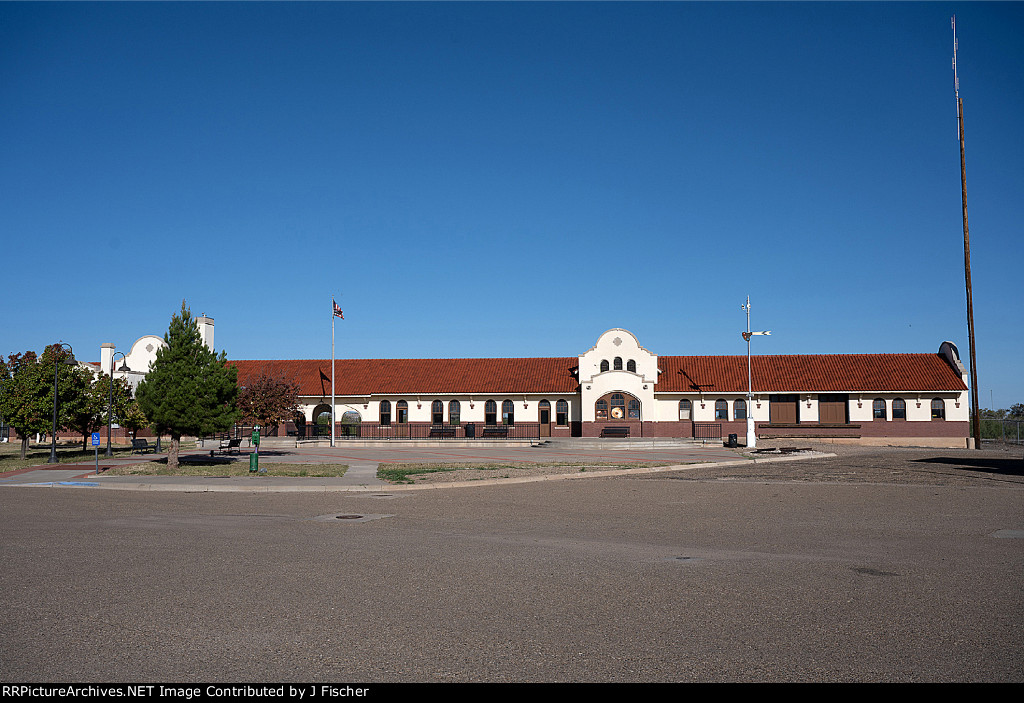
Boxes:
[953,16,982,449]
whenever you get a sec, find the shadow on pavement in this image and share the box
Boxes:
[913,456,1024,476]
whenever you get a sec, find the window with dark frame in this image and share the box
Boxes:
[626,359,636,372]
[931,398,945,420]
[595,399,608,421]
[396,400,408,424]
[715,399,729,420]
[431,400,444,425]
[873,398,887,420]
[449,400,461,425]
[485,400,497,426]
[379,400,391,426]
[893,398,906,420]
[600,360,609,372]
[556,399,568,426]
[502,399,515,426]
[734,399,747,420]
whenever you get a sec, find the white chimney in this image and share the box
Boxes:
[100,343,115,376]
[196,315,214,350]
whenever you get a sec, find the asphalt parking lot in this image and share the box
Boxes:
[1,442,1020,682]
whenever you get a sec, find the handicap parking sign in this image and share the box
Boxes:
[91,432,101,447]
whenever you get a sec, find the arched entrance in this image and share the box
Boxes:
[311,403,332,438]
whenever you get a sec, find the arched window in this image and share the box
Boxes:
[538,399,551,425]
[613,357,623,370]
[431,400,444,425]
[626,359,636,373]
[628,398,640,420]
[609,393,626,420]
[502,399,515,426]
[600,360,609,372]
[930,398,945,420]
[893,398,906,420]
[595,398,608,421]
[734,399,747,420]
[715,399,729,420]
[873,398,887,420]
[379,400,391,426]
[485,400,497,426]
[396,400,408,424]
[556,399,568,426]
[679,399,692,420]
[449,400,461,425]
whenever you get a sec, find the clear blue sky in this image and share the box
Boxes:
[2,2,1021,409]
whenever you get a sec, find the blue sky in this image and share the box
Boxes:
[2,2,1021,409]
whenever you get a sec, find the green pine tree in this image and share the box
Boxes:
[136,301,238,470]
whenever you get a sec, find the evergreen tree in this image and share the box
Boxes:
[136,301,238,470]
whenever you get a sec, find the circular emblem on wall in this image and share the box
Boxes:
[611,407,624,419]
[146,344,154,352]
[613,337,622,346]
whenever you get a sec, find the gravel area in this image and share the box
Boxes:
[392,440,1024,487]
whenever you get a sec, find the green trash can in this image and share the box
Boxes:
[249,452,258,473]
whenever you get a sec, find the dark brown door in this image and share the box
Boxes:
[818,394,849,424]
[770,395,799,424]
[539,407,551,437]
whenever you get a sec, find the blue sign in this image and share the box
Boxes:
[91,432,101,447]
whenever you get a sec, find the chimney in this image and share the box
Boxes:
[196,315,214,350]
[100,343,115,376]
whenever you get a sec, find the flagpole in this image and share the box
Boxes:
[331,296,336,448]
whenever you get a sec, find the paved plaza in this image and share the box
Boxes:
[0,442,1021,682]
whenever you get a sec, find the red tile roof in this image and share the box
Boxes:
[231,358,580,397]
[231,353,965,397]
[657,354,967,393]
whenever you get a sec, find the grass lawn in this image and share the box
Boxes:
[0,441,175,474]
[376,460,670,484]
[102,459,348,478]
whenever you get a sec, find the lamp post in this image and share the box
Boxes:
[741,297,771,449]
[106,351,131,456]
[47,342,76,464]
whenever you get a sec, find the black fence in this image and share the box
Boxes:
[693,423,722,441]
[330,422,541,440]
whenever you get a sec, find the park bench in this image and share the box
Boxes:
[600,426,630,438]
[481,426,509,439]
[217,438,243,454]
[130,438,154,455]
[428,426,457,439]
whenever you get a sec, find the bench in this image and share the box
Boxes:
[130,438,154,455]
[215,438,243,455]
[481,426,509,439]
[429,426,457,439]
[600,426,630,438]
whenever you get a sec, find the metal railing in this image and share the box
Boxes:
[693,423,722,441]
[334,423,541,440]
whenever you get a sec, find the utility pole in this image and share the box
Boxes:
[953,17,982,449]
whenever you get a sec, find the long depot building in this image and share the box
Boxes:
[231,328,971,447]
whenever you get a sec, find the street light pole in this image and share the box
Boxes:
[741,297,770,449]
[106,351,130,456]
[47,342,75,464]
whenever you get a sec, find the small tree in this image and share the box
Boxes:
[136,301,238,470]
[119,400,150,442]
[0,345,83,459]
[236,372,300,434]
[67,373,133,451]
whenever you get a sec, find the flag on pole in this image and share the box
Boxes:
[333,301,344,319]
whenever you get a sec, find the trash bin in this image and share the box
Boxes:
[727,433,738,448]
[249,453,258,473]
[465,423,476,439]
